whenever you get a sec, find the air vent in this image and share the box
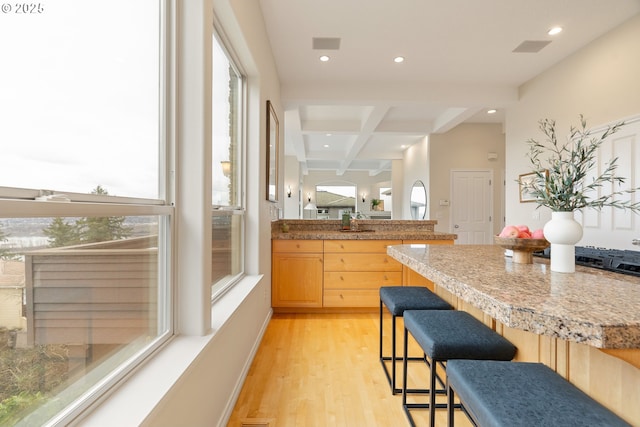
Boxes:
[512,40,552,53]
[241,422,270,427]
[312,37,341,50]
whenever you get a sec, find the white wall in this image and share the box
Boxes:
[402,136,429,219]
[283,155,301,218]
[429,124,506,234]
[391,159,404,219]
[506,13,640,249]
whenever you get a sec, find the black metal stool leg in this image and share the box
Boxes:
[429,357,438,427]
[402,326,416,427]
[379,299,383,360]
[391,313,397,392]
[447,379,455,427]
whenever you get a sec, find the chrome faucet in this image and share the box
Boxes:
[633,238,640,246]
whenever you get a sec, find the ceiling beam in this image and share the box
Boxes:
[432,107,482,134]
[337,105,390,175]
[284,109,307,164]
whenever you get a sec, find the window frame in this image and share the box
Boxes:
[210,28,247,300]
[0,0,175,424]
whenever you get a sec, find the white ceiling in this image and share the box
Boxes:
[258,0,640,176]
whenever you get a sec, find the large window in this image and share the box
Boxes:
[211,35,245,296]
[0,1,171,425]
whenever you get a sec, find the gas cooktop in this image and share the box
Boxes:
[535,246,640,278]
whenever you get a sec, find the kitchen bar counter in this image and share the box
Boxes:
[387,244,640,349]
[388,243,640,425]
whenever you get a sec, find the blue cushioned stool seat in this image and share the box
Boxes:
[446,360,631,427]
[379,286,451,394]
[402,310,516,427]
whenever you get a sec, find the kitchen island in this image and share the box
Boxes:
[388,243,640,425]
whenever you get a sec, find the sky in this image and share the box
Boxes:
[0,1,160,199]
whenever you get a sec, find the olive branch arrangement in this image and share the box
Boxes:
[520,115,640,212]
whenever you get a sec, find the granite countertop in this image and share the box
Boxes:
[271,219,457,240]
[387,244,640,349]
[273,230,457,240]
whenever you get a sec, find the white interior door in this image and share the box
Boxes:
[451,170,493,244]
[580,118,640,250]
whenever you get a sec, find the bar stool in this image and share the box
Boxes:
[402,310,516,427]
[446,359,631,427]
[379,286,451,394]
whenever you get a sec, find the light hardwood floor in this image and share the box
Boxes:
[227,313,473,427]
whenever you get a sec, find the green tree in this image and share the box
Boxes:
[43,218,80,248]
[75,186,132,243]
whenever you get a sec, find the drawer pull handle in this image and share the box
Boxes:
[383,275,388,280]
[296,244,300,248]
[340,294,344,299]
[341,258,345,263]
[340,244,344,249]
[340,276,344,281]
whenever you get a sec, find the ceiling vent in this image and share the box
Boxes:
[512,40,552,53]
[312,37,341,50]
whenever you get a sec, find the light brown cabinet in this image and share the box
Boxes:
[323,240,402,307]
[272,238,454,310]
[272,240,323,308]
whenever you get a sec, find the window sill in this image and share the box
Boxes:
[76,275,265,426]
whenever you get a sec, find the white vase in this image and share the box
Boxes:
[543,211,583,273]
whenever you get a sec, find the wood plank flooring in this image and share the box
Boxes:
[227,313,473,427]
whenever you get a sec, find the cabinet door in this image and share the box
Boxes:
[272,253,323,307]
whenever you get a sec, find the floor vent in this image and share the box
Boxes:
[240,420,271,427]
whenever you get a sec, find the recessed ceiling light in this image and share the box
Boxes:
[487,109,497,114]
[400,144,407,149]
[548,27,563,36]
[394,56,405,63]
[319,55,330,62]
[323,144,329,148]
[326,133,332,136]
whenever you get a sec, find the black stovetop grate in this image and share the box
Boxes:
[535,247,640,278]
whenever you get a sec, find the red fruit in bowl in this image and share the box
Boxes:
[516,225,530,233]
[531,229,545,239]
[517,230,531,238]
[499,225,519,238]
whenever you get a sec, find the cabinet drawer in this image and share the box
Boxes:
[324,240,401,253]
[324,271,402,290]
[324,289,383,307]
[272,239,323,253]
[324,253,402,272]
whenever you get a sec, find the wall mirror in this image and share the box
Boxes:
[314,184,356,219]
[266,100,279,202]
[410,180,427,219]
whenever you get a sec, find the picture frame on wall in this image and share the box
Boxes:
[266,100,279,202]
[519,171,545,203]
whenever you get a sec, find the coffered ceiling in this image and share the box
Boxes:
[258,0,640,176]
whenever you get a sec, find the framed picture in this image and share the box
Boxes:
[519,171,544,203]
[266,100,279,202]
